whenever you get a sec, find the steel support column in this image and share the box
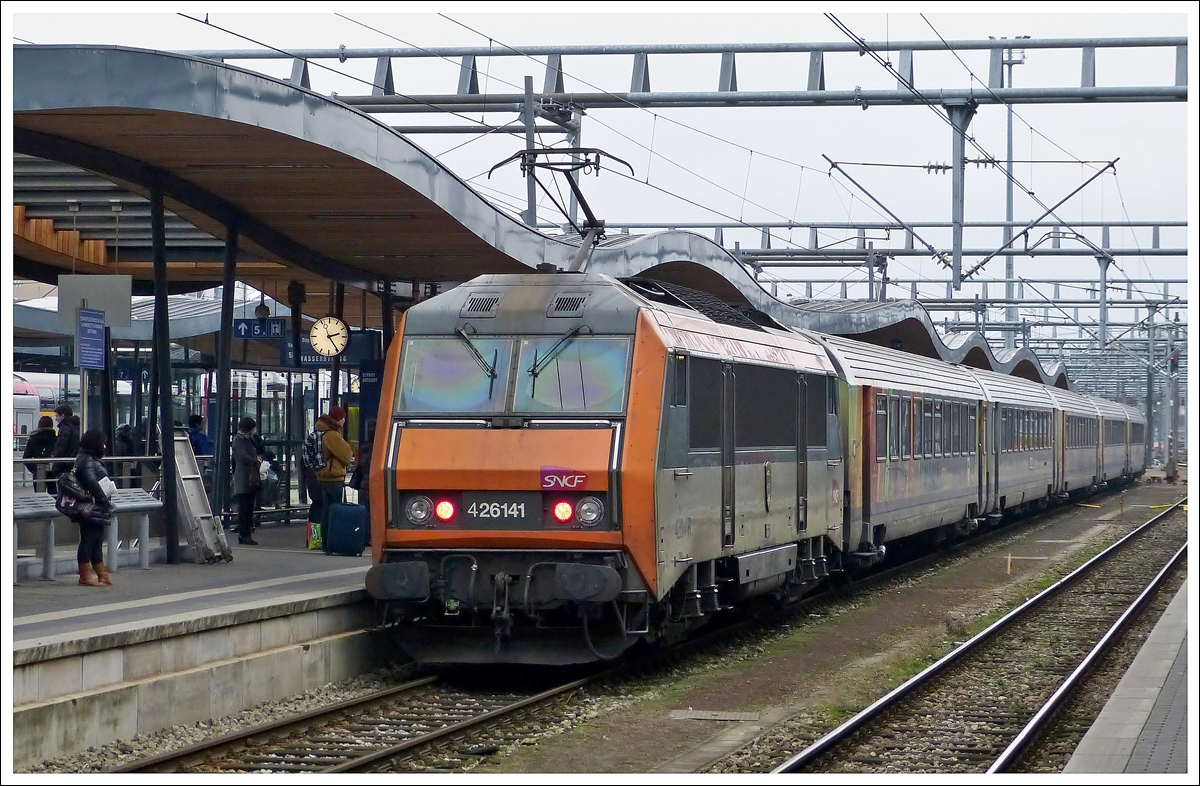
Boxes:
[381,278,395,349]
[947,101,977,290]
[151,185,180,563]
[331,282,345,406]
[213,223,237,524]
[1145,305,1156,466]
[523,75,537,228]
[1097,256,1110,348]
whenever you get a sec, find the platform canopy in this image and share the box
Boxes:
[12,44,1072,388]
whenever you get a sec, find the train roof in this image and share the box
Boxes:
[807,332,987,401]
[959,366,1060,409]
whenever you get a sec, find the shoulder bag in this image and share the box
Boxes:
[55,470,96,521]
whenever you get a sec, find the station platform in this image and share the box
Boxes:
[1063,578,1190,775]
[12,520,371,637]
[9,522,1191,774]
[11,521,383,771]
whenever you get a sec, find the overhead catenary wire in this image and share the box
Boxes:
[825,13,1113,281]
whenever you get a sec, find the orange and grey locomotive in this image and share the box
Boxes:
[365,272,1145,665]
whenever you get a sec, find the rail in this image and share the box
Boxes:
[772,499,1185,772]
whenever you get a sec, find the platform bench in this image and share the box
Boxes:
[12,489,163,584]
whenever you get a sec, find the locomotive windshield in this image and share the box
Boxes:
[395,335,631,416]
[398,337,513,413]
[514,336,631,414]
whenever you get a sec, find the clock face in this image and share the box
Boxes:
[310,316,349,357]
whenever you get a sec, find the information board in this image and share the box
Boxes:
[77,307,107,369]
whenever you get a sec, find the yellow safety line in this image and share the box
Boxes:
[1077,503,1101,509]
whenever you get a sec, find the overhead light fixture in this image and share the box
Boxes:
[310,212,416,220]
[255,284,270,319]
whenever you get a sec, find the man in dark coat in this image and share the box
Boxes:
[23,415,58,493]
[52,403,82,476]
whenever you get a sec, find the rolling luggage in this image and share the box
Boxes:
[326,502,368,556]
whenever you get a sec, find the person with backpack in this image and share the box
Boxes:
[51,403,81,477]
[309,406,353,555]
[23,415,58,493]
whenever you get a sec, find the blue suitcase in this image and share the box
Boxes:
[326,502,368,556]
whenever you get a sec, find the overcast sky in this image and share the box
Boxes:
[5,3,1196,314]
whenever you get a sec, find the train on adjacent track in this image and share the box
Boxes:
[365,271,1146,666]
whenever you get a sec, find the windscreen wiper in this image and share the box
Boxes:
[455,327,499,393]
[528,325,591,378]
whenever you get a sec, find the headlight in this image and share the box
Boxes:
[576,496,604,526]
[406,495,432,524]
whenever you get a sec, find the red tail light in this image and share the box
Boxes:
[552,501,574,523]
[434,500,456,521]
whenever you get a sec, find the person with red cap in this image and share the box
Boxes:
[314,405,354,554]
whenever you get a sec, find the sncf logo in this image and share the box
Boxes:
[541,467,588,489]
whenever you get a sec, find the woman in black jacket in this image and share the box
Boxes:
[74,429,114,587]
[23,415,57,493]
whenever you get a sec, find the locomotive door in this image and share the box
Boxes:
[721,363,736,548]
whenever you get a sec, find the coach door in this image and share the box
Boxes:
[721,363,736,548]
[796,374,808,532]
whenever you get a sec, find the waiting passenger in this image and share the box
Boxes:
[232,417,260,546]
[349,421,375,547]
[74,428,115,587]
[313,406,353,555]
[112,423,141,489]
[23,415,57,493]
[51,403,81,475]
[186,414,214,457]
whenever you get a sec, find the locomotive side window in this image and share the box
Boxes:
[673,354,688,407]
[736,364,797,448]
[689,357,722,450]
[875,393,888,461]
[900,395,911,459]
[805,373,827,447]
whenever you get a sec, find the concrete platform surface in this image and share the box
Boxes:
[13,522,370,646]
[1064,578,1191,775]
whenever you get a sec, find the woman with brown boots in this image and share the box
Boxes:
[73,429,115,586]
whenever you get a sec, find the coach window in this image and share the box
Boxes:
[736,364,798,448]
[688,357,722,450]
[875,393,888,461]
[900,394,911,459]
[916,396,926,458]
[943,401,952,456]
[889,394,901,460]
[967,406,977,455]
[951,403,961,455]
[921,400,931,456]
[926,403,936,458]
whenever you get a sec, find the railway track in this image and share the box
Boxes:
[772,497,1187,775]
[110,484,1159,775]
[110,674,596,774]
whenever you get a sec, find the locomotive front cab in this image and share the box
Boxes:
[366,274,663,665]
